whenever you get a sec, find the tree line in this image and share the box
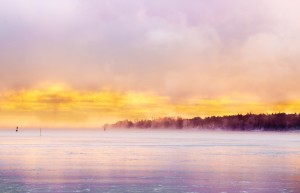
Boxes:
[104,113,300,131]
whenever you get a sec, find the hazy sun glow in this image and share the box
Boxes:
[0,84,299,128]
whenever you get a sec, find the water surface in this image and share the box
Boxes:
[0,129,299,193]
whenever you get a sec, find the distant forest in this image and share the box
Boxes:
[104,113,300,131]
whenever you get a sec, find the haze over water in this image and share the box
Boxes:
[0,130,299,193]
[1,1,300,192]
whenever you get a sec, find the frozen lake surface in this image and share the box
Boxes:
[0,129,299,193]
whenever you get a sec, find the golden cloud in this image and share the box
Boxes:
[0,84,300,128]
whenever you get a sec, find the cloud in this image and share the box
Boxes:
[0,0,300,113]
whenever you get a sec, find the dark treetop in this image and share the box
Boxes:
[104,113,300,131]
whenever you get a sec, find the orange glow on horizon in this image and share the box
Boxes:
[0,84,300,128]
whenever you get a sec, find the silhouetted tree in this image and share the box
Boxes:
[105,113,300,131]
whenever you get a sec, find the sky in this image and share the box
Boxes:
[0,0,300,128]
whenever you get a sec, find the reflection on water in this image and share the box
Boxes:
[0,129,300,193]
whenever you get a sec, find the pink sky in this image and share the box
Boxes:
[0,0,300,127]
